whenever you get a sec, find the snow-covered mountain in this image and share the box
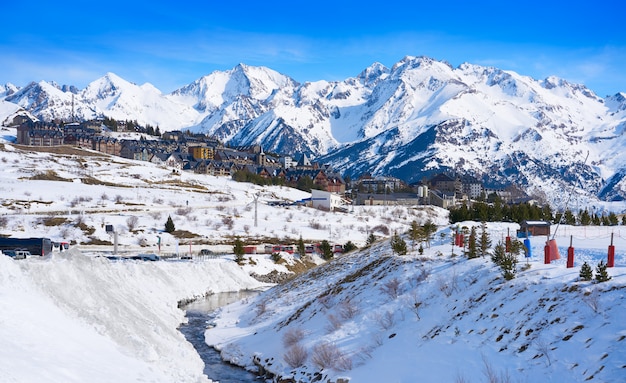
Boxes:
[2,57,626,206]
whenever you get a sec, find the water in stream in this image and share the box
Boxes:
[179,290,262,383]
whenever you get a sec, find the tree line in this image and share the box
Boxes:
[449,198,623,226]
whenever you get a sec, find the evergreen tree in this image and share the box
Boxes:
[319,240,333,260]
[478,221,491,258]
[608,212,619,226]
[579,261,593,281]
[366,233,377,247]
[595,260,612,283]
[564,209,576,225]
[592,214,601,226]
[233,237,245,264]
[343,241,357,253]
[491,241,517,280]
[297,236,306,256]
[391,232,407,255]
[164,215,175,233]
[422,219,438,248]
[579,209,591,226]
[409,220,421,250]
[622,215,626,226]
[467,226,478,259]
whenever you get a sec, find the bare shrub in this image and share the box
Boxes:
[244,224,250,234]
[326,314,343,333]
[380,277,402,299]
[138,236,148,247]
[126,216,139,231]
[255,299,268,318]
[319,295,333,310]
[176,207,191,216]
[406,292,423,320]
[222,216,234,230]
[100,193,109,201]
[115,195,123,203]
[149,211,162,220]
[309,220,326,230]
[582,288,602,314]
[217,195,232,202]
[283,327,306,348]
[338,298,359,320]
[371,224,389,236]
[284,344,308,368]
[311,341,351,371]
[59,224,72,238]
[153,197,164,204]
[374,310,396,330]
[534,338,553,366]
[0,216,8,229]
[482,354,513,383]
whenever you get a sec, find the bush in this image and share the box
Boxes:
[595,260,612,283]
[579,261,593,281]
[391,232,407,255]
[491,241,517,280]
[311,341,351,371]
[343,241,357,253]
[164,215,175,233]
[282,327,306,348]
[284,344,308,368]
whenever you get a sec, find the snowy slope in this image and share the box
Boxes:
[206,223,626,383]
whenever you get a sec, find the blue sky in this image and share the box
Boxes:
[2,0,625,97]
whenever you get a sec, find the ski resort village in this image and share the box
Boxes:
[1,56,626,383]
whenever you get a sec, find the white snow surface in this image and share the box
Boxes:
[0,129,624,382]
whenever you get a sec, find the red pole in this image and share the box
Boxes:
[608,232,615,267]
[567,235,574,268]
[544,241,551,264]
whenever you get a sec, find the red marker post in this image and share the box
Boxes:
[567,235,574,268]
[608,232,615,268]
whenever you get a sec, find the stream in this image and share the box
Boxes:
[179,290,262,383]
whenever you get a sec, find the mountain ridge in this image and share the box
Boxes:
[2,56,626,208]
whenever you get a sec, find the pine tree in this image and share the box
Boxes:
[409,220,421,250]
[366,233,377,247]
[595,260,612,283]
[579,261,593,281]
[233,237,245,264]
[297,236,306,256]
[467,226,478,259]
[478,221,491,258]
[319,240,333,260]
[391,232,407,255]
[164,215,175,233]
[343,241,357,253]
[491,241,517,280]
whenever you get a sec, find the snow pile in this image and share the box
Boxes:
[0,249,266,383]
[205,223,626,382]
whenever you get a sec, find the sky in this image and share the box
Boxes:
[2,0,625,97]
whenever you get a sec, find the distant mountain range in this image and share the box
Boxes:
[1,56,626,209]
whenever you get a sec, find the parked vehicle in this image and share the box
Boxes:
[0,237,53,256]
[2,249,31,259]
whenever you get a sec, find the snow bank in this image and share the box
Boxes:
[0,249,266,383]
